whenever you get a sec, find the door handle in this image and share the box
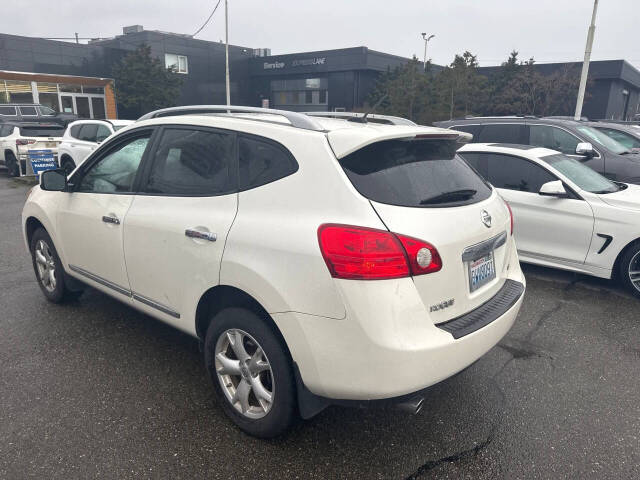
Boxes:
[102,215,120,225]
[185,228,216,242]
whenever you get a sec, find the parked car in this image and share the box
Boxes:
[58,119,134,174]
[0,103,77,127]
[588,121,640,153]
[458,143,640,297]
[0,122,64,176]
[434,116,640,184]
[22,106,525,437]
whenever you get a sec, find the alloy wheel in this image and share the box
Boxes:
[215,328,274,419]
[35,240,57,293]
[629,251,640,293]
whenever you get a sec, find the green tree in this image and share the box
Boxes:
[112,45,183,119]
[433,51,487,120]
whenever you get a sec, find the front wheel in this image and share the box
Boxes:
[204,307,297,438]
[30,228,83,303]
[619,242,640,299]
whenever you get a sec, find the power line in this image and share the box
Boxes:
[193,0,223,37]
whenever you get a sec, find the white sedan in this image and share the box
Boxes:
[459,143,640,297]
[57,119,133,174]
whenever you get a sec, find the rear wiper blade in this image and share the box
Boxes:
[420,189,477,205]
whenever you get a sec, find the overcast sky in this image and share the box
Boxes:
[9,0,640,69]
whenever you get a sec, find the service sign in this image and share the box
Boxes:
[28,150,57,176]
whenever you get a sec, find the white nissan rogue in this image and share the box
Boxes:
[22,106,525,437]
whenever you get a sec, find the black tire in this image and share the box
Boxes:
[30,227,83,303]
[619,242,640,299]
[204,307,297,438]
[60,157,76,176]
[6,152,19,177]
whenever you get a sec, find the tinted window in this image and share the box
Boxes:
[239,136,298,190]
[78,124,98,142]
[529,125,580,154]
[70,125,82,139]
[576,125,628,154]
[96,125,112,142]
[478,153,556,192]
[459,152,488,177]
[0,106,17,116]
[476,124,523,143]
[39,106,56,116]
[595,128,640,150]
[19,127,64,137]
[0,125,14,137]
[77,134,150,193]
[450,124,482,139]
[339,139,492,207]
[145,128,234,196]
[19,106,37,116]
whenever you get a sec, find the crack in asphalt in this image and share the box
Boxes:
[406,293,565,479]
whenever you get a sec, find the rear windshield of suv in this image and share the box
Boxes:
[19,127,65,137]
[339,139,492,207]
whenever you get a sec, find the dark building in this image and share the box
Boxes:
[248,47,410,112]
[1,27,639,121]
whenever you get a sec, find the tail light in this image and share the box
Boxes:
[317,224,442,280]
[16,139,36,146]
[505,201,514,235]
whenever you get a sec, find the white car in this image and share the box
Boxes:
[458,143,640,297]
[22,106,525,437]
[57,119,133,174]
[0,122,64,176]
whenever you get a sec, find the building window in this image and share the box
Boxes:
[319,90,327,104]
[165,53,188,74]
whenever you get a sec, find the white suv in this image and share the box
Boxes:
[22,106,525,437]
[0,123,64,176]
[58,119,133,175]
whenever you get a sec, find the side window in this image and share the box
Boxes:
[238,136,298,190]
[476,124,523,144]
[0,125,12,137]
[96,125,112,143]
[19,106,38,116]
[144,128,234,196]
[484,153,556,192]
[77,134,151,193]
[0,106,17,116]
[529,125,580,154]
[458,152,489,178]
[78,124,98,142]
[598,128,640,149]
[70,125,82,139]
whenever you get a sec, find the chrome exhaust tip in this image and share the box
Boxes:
[396,396,424,415]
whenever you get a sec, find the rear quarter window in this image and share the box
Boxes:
[339,139,492,208]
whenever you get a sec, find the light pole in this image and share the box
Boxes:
[574,0,599,121]
[421,33,435,71]
[225,0,230,106]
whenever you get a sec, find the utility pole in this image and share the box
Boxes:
[421,33,435,71]
[225,0,231,106]
[574,0,599,121]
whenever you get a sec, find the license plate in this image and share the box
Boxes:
[468,252,496,292]
[45,142,57,148]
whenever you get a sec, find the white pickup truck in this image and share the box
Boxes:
[0,123,65,176]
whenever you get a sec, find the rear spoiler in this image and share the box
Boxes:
[327,127,472,159]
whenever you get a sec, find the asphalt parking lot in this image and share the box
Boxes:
[1,171,639,479]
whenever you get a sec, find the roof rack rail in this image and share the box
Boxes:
[462,115,538,120]
[304,111,417,126]
[138,105,325,131]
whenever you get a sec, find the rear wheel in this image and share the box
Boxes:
[5,152,19,177]
[60,157,76,176]
[30,228,83,303]
[619,242,640,299]
[204,307,296,438]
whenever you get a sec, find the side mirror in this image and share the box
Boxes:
[539,180,568,198]
[40,169,67,192]
[575,142,595,158]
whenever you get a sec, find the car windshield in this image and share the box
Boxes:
[541,153,619,194]
[339,138,493,207]
[575,125,629,154]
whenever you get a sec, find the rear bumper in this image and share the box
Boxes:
[273,245,525,403]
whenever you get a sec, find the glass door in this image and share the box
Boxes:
[76,97,91,118]
[60,95,75,114]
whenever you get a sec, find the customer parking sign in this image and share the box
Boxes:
[28,150,57,176]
